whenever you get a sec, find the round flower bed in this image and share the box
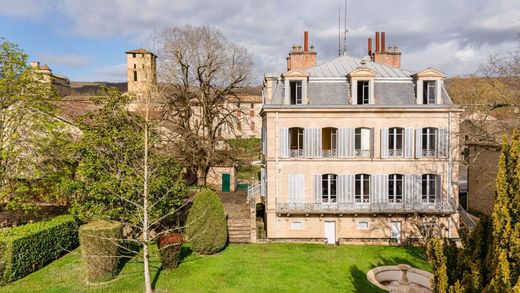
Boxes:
[157,232,184,269]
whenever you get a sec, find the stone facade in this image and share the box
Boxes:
[257,34,461,244]
[206,166,236,192]
[466,144,500,215]
[126,48,157,97]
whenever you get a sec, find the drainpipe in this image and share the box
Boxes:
[275,111,279,238]
[448,111,452,204]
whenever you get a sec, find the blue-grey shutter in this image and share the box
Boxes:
[346,128,355,157]
[415,174,422,203]
[314,174,322,204]
[415,128,423,159]
[338,174,346,203]
[338,128,347,157]
[404,174,414,205]
[315,128,322,157]
[280,128,289,158]
[371,174,388,204]
[345,174,355,203]
[438,128,448,158]
[304,128,312,157]
[288,174,305,203]
[405,128,414,158]
[261,127,267,156]
[436,174,442,202]
[260,168,266,197]
[380,128,389,159]
[370,128,375,158]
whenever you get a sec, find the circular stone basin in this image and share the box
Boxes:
[367,264,433,293]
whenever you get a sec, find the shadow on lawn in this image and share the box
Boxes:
[151,245,193,289]
[349,265,383,293]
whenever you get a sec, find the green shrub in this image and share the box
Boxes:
[0,215,79,284]
[186,190,227,255]
[157,233,184,269]
[79,220,123,283]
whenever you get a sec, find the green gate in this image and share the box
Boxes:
[222,173,231,192]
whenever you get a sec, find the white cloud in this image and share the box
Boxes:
[77,63,126,82]
[0,0,49,19]
[37,53,90,69]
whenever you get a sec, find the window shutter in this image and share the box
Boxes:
[280,128,289,158]
[346,174,355,203]
[262,127,267,156]
[380,128,389,159]
[347,128,355,157]
[414,174,422,203]
[438,128,448,158]
[303,128,311,157]
[371,174,388,204]
[315,128,322,157]
[405,128,414,158]
[370,128,375,158]
[261,168,266,197]
[415,128,423,159]
[288,174,305,203]
[338,128,347,157]
[314,174,322,204]
[338,175,346,203]
[404,174,414,205]
[436,174,442,202]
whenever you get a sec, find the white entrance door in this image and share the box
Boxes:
[324,221,336,244]
[391,221,402,244]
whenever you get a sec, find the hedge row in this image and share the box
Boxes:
[0,215,79,284]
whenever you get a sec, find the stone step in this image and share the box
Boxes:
[228,227,250,232]
[229,237,251,243]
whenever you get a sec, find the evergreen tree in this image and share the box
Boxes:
[432,238,449,293]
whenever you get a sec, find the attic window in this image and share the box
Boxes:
[132,53,136,58]
[133,71,138,82]
[423,81,436,104]
[290,81,303,105]
[357,81,370,104]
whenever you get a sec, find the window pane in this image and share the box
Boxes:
[361,128,370,150]
[355,129,361,149]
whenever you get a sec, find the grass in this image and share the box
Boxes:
[1,243,430,292]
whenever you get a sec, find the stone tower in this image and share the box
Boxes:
[126,48,157,96]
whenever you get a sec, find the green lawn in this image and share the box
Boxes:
[2,243,430,292]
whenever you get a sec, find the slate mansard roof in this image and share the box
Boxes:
[267,55,453,107]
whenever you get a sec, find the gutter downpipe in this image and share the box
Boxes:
[275,111,279,238]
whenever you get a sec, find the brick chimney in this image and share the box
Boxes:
[287,31,317,70]
[368,32,401,68]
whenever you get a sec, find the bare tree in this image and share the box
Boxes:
[158,25,253,185]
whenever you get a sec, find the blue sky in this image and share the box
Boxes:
[1,0,518,84]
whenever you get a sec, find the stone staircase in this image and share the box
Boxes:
[219,190,252,243]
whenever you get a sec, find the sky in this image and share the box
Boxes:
[0,0,518,84]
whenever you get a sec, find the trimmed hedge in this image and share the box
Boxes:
[186,190,227,255]
[158,233,184,269]
[79,220,122,283]
[0,215,79,284]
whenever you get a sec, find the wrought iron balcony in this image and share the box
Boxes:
[277,200,456,215]
[290,149,304,158]
[388,149,404,157]
[421,149,437,157]
[355,149,370,157]
[321,149,338,157]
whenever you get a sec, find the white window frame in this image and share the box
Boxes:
[388,174,403,203]
[423,80,436,104]
[289,127,304,157]
[355,174,370,203]
[422,128,438,157]
[291,221,304,230]
[290,80,303,105]
[357,221,369,229]
[388,127,404,157]
[357,80,370,105]
[422,174,437,203]
[322,128,338,157]
[322,174,337,203]
[355,127,371,157]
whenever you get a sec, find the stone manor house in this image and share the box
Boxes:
[253,32,461,244]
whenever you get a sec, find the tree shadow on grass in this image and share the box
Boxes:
[116,241,141,275]
[151,266,163,290]
[349,265,384,293]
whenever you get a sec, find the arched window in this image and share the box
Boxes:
[422,174,437,203]
[388,174,403,203]
[422,128,438,157]
[355,174,370,203]
[289,127,304,157]
[355,127,371,157]
[388,127,404,157]
[322,127,337,157]
[321,174,337,203]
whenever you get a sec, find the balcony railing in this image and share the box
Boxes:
[247,182,262,203]
[388,149,404,157]
[421,149,437,157]
[290,149,304,158]
[355,149,370,157]
[277,200,456,214]
[321,149,338,157]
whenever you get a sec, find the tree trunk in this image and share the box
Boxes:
[196,165,206,186]
[143,98,153,293]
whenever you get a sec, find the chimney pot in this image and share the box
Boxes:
[375,32,380,53]
[368,37,373,56]
[381,32,386,53]
[304,31,309,52]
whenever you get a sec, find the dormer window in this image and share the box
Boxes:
[423,81,436,104]
[357,81,370,104]
[290,81,303,104]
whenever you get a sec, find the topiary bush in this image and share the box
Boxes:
[0,215,79,284]
[186,190,227,255]
[157,232,184,269]
[79,220,123,283]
